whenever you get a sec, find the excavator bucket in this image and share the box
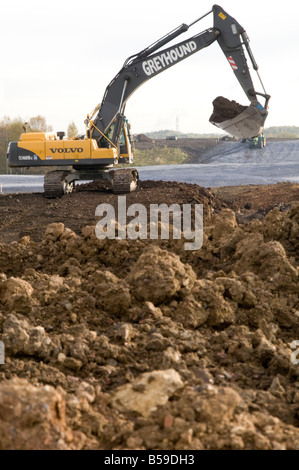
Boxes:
[209,97,268,139]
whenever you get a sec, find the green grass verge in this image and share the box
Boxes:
[122,146,189,167]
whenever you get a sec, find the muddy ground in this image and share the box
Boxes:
[0,180,299,450]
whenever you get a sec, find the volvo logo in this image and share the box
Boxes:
[50,148,84,154]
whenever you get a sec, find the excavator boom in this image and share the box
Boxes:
[91,4,270,144]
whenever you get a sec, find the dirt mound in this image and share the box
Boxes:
[136,134,152,142]
[0,181,226,244]
[1,181,298,246]
[1,190,299,449]
[210,96,248,123]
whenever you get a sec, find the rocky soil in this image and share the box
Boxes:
[0,181,299,450]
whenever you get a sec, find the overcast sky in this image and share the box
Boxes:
[0,0,298,135]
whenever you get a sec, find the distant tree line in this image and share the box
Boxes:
[145,126,299,140]
[143,129,220,139]
[263,126,299,138]
[0,117,24,173]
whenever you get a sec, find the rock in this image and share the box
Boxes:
[234,239,298,290]
[48,275,64,290]
[212,209,238,241]
[0,277,33,303]
[44,223,65,240]
[64,357,83,371]
[2,314,53,358]
[192,280,236,326]
[111,369,183,417]
[172,297,209,328]
[91,270,131,315]
[127,246,196,305]
[81,225,96,239]
[193,386,243,424]
[268,377,285,396]
[77,381,96,404]
[0,378,72,450]
[18,235,31,245]
[162,347,182,367]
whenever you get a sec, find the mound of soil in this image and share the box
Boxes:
[0,181,225,245]
[136,134,152,142]
[210,96,248,123]
[1,182,299,450]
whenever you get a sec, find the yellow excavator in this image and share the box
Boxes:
[7,4,270,197]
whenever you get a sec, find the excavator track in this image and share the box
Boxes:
[44,171,75,198]
[112,168,139,194]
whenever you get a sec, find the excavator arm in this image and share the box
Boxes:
[90,4,270,144]
[90,28,218,143]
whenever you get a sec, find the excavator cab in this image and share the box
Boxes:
[103,119,134,164]
[118,119,134,164]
